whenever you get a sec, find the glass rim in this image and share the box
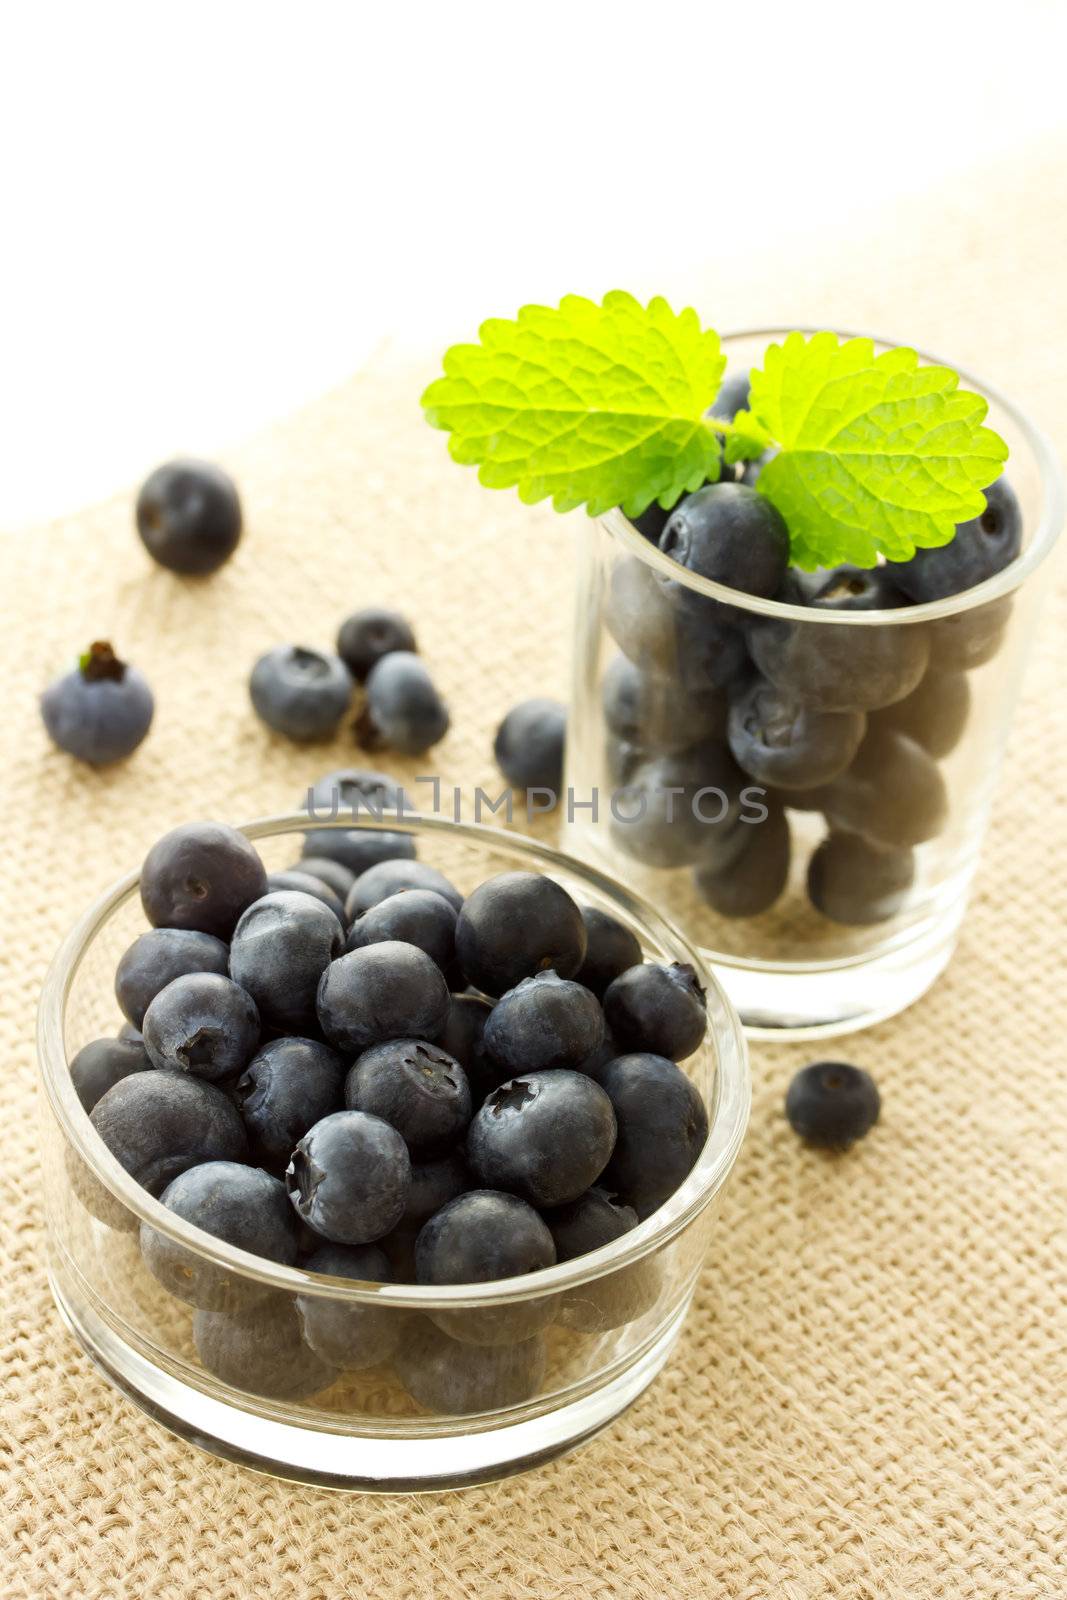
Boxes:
[38,810,751,1310]
[602,324,1066,628]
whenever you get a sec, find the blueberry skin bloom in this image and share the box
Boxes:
[544,1186,638,1262]
[140,821,268,939]
[807,832,915,926]
[360,651,449,755]
[598,1053,709,1217]
[727,676,866,791]
[136,458,242,576]
[249,644,353,741]
[297,1243,400,1369]
[455,872,587,997]
[142,972,260,1082]
[140,1160,300,1309]
[394,1316,546,1414]
[399,1150,471,1231]
[603,962,707,1062]
[69,1036,151,1113]
[90,1070,247,1196]
[346,858,464,918]
[232,1036,344,1170]
[416,1189,555,1284]
[493,698,567,792]
[814,726,948,851]
[336,607,417,682]
[575,907,643,999]
[889,476,1021,602]
[41,641,154,765]
[286,1110,411,1245]
[115,926,230,1028]
[785,1061,881,1147]
[317,942,451,1056]
[659,483,790,607]
[346,888,458,974]
[484,972,605,1076]
[344,1039,471,1156]
[229,890,344,1030]
[264,870,346,925]
[194,1293,336,1400]
[466,1071,617,1207]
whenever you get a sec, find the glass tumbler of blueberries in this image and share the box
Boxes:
[565,329,1064,1036]
[38,808,748,1489]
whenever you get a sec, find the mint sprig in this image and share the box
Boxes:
[422,295,1008,569]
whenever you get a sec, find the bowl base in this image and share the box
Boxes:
[48,1268,687,1492]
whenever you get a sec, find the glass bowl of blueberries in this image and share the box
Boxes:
[37,798,749,1490]
[566,328,1064,1038]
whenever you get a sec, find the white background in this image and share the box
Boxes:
[2,0,1065,527]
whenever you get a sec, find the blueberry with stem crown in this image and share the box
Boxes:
[40,641,154,765]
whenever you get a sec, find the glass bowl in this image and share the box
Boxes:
[37,812,749,1491]
[564,327,1065,1038]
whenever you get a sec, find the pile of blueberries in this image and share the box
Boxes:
[71,796,709,1412]
[607,373,1021,927]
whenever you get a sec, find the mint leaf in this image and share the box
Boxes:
[420,291,726,517]
[722,409,771,466]
[748,332,1008,569]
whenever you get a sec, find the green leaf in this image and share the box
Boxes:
[722,409,771,465]
[748,332,1008,569]
[420,291,726,517]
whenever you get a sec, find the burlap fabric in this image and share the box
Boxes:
[4,138,1066,1598]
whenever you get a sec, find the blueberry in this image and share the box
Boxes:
[141,1160,300,1309]
[65,1144,139,1233]
[344,1040,471,1156]
[414,1188,555,1325]
[545,1186,658,1333]
[346,888,457,973]
[142,972,260,1081]
[265,870,346,925]
[249,645,353,741]
[604,555,683,672]
[728,675,866,790]
[115,927,230,1029]
[807,832,915,925]
[437,994,501,1102]
[41,641,154,765]
[694,799,790,918]
[872,669,970,759]
[393,1316,546,1413]
[484,972,605,1076]
[287,854,356,902]
[602,654,726,754]
[602,963,706,1062]
[346,858,464,918]
[785,1060,880,1147]
[659,483,789,609]
[927,595,1012,671]
[889,477,1021,602]
[70,1036,151,1113]
[194,1294,336,1399]
[286,1110,411,1244]
[749,565,929,713]
[399,1150,470,1231]
[575,907,643,999]
[227,889,344,1032]
[466,1071,616,1206]
[136,458,241,575]
[336,607,417,682]
[317,942,450,1055]
[297,1243,399,1368]
[233,1036,344,1169]
[455,872,586,998]
[301,767,417,871]
[814,726,948,850]
[610,741,746,869]
[598,1053,708,1216]
[90,1070,247,1196]
[493,698,566,793]
[605,733,645,785]
[708,370,751,421]
[358,651,449,755]
[140,821,268,939]
[575,1027,621,1079]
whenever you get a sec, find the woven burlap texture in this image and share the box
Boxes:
[3,141,1066,1600]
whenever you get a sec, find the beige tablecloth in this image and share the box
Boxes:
[4,137,1066,1599]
